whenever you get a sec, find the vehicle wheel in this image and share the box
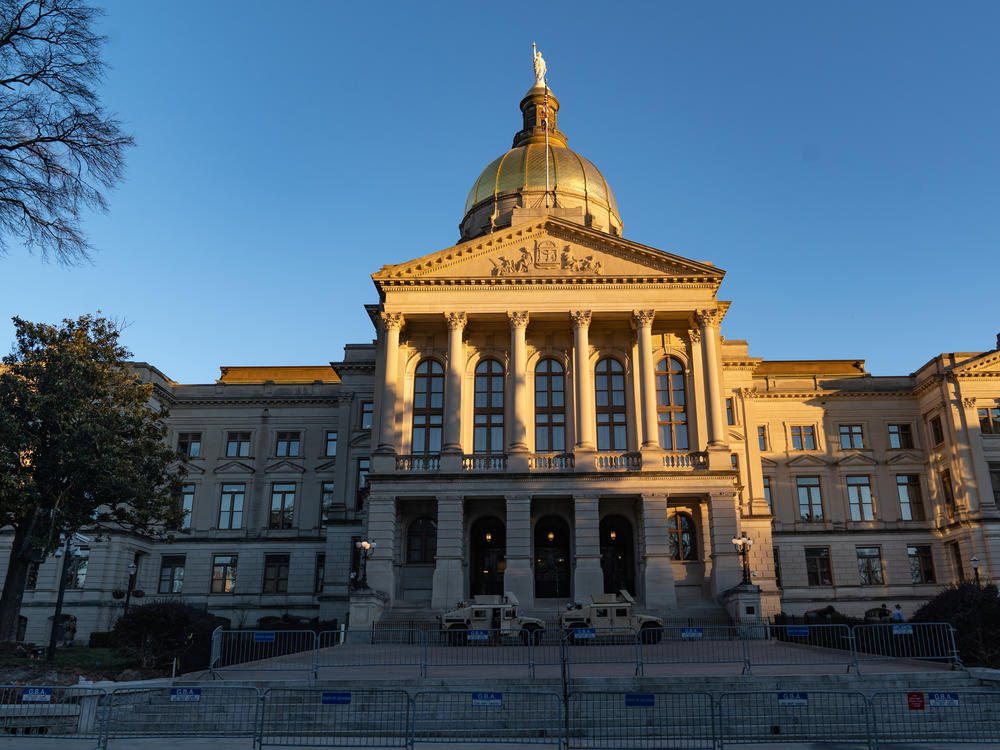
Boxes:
[446,627,468,646]
[640,625,662,644]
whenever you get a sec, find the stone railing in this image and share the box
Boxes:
[395,454,441,472]
[528,453,575,471]
[594,452,642,470]
[663,451,709,470]
[462,454,507,472]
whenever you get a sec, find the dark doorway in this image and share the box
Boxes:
[534,515,571,598]
[470,516,505,596]
[600,515,635,595]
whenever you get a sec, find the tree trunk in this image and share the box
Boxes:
[0,523,31,642]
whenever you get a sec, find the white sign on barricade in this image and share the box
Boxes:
[21,687,52,703]
[777,692,808,707]
[170,687,202,703]
[471,692,502,706]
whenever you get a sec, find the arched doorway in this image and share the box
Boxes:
[534,515,571,598]
[600,515,635,595]
[469,516,505,596]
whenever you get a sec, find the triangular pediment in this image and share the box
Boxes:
[787,454,829,467]
[951,349,1000,376]
[886,451,928,466]
[177,461,204,475]
[836,453,878,467]
[264,459,306,474]
[761,457,779,468]
[315,459,338,473]
[373,217,724,288]
[215,460,254,475]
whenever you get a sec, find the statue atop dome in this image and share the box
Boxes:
[532,43,547,87]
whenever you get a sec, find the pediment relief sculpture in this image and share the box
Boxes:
[490,240,604,277]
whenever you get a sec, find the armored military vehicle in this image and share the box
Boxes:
[560,590,664,643]
[439,592,545,644]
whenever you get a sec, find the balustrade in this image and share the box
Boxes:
[594,452,642,470]
[395,454,441,472]
[528,453,575,471]
[462,454,507,471]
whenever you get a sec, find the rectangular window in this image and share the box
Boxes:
[218,484,245,529]
[930,416,944,446]
[321,481,336,522]
[361,402,374,430]
[25,562,39,591]
[896,475,926,521]
[270,484,296,529]
[773,547,782,588]
[790,425,816,451]
[763,477,772,513]
[211,554,237,593]
[908,545,936,584]
[757,426,768,451]
[262,554,290,593]
[940,469,956,516]
[796,476,823,521]
[990,463,1000,506]
[356,458,370,509]
[226,431,251,457]
[888,424,913,449]
[856,547,884,585]
[179,484,194,530]
[979,407,1000,434]
[325,430,338,457]
[350,535,362,587]
[839,424,865,450]
[805,547,832,586]
[847,475,875,521]
[725,398,735,425]
[177,432,201,458]
[947,541,964,582]
[315,552,326,593]
[66,548,89,589]
[275,431,300,457]
[158,555,185,594]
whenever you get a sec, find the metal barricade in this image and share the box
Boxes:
[213,629,318,674]
[105,685,260,746]
[870,691,1000,746]
[568,691,715,749]
[562,627,641,678]
[0,685,107,741]
[315,628,425,679]
[638,626,749,676]
[743,624,855,673]
[718,691,872,747]
[852,623,961,671]
[260,688,410,748]
[412,690,562,744]
[424,627,534,678]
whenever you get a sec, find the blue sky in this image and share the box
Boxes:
[2,1,997,382]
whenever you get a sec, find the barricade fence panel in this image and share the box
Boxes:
[106,685,260,740]
[853,623,960,667]
[424,627,534,678]
[0,685,107,740]
[718,691,871,746]
[743,624,855,671]
[639,626,748,672]
[316,629,425,673]
[562,627,641,677]
[215,629,317,671]
[871,691,1000,745]
[568,691,715,750]
[412,690,562,744]
[260,688,411,748]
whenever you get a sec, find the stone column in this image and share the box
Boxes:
[571,311,595,450]
[507,311,530,453]
[376,312,403,454]
[573,495,604,597]
[707,489,743,596]
[633,310,659,450]
[695,308,726,447]
[365,494,396,605]
[431,495,465,609]
[687,329,709,449]
[442,312,467,454]
[641,494,677,609]
[504,495,533,606]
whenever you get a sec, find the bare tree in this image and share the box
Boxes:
[0,0,133,264]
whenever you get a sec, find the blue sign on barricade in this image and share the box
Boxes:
[573,628,597,640]
[928,692,959,707]
[321,691,351,705]
[21,687,52,703]
[254,631,276,643]
[787,626,809,637]
[467,630,490,642]
[625,693,655,707]
[892,624,914,636]
[681,628,703,640]
[170,687,202,703]
[472,692,502,706]
[777,692,808,707]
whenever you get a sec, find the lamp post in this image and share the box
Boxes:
[971,555,980,586]
[731,532,754,585]
[123,562,138,615]
[355,539,376,590]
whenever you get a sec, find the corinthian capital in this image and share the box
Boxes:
[570,310,592,328]
[962,397,977,409]
[379,312,404,331]
[694,308,724,329]
[444,312,467,331]
[507,311,530,329]
[632,309,655,328]
[687,328,701,344]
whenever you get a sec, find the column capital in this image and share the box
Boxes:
[694,308,724,329]
[570,310,592,328]
[632,309,655,329]
[962,396,977,409]
[445,312,467,330]
[738,387,755,399]
[687,327,701,344]
[379,312,404,331]
[507,310,530,329]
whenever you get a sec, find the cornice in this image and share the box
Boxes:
[751,390,914,400]
[171,397,340,407]
[378,278,720,290]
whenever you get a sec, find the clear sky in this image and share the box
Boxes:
[2,1,997,383]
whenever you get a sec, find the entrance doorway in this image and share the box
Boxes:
[469,516,505,596]
[600,514,635,594]
[534,515,571,598]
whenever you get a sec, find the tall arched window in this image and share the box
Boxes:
[406,517,437,564]
[667,513,697,561]
[411,360,444,454]
[656,357,688,451]
[534,359,565,452]
[474,359,504,454]
[595,358,627,450]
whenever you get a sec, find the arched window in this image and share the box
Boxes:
[406,517,437,564]
[412,360,444,454]
[667,513,697,561]
[474,359,505,453]
[656,357,688,451]
[534,359,565,452]
[595,358,627,450]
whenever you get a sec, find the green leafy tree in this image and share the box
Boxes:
[0,314,186,641]
[912,583,1000,667]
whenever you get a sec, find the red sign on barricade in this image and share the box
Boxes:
[907,692,925,710]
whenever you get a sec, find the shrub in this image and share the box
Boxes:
[912,583,1000,667]
[112,600,227,669]
[88,631,112,648]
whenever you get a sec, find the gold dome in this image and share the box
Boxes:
[459,85,623,241]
